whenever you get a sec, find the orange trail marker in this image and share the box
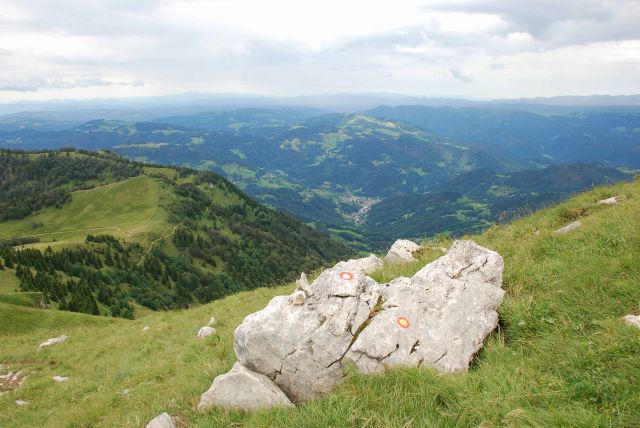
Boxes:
[397,317,410,329]
[339,272,354,281]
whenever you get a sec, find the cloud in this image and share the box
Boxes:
[0,0,638,100]
[450,67,473,82]
[0,77,144,92]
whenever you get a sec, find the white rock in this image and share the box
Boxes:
[15,400,28,406]
[234,263,381,401]
[220,240,504,406]
[296,272,313,296]
[384,239,423,264]
[598,196,618,206]
[288,290,306,306]
[198,362,293,411]
[622,314,640,329]
[346,240,504,373]
[333,254,383,275]
[197,326,215,338]
[555,221,582,234]
[52,376,69,382]
[145,412,176,428]
[207,316,216,327]
[142,326,150,332]
[37,335,68,352]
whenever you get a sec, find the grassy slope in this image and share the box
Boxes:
[0,175,167,245]
[1,178,640,427]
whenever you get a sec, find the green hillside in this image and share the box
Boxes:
[1,176,639,427]
[0,150,353,318]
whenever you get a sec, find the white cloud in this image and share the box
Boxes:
[0,0,638,101]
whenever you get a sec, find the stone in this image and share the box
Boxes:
[333,254,383,275]
[197,326,215,338]
[345,240,504,374]
[218,240,504,406]
[234,263,381,401]
[142,326,150,332]
[145,412,176,428]
[0,370,26,392]
[288,290,306,306]
[15,400,28,406]
[296,272,313,296]
[37,335,68,352]
[197,362,293,411]
[622,314,640,329]
[384,239,423,264]
[52,376,69,382]
[598,196,618,205]
[555,221,582,234]
[207,316,216,326]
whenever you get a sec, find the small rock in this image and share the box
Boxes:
[37,335,68,352]
[296,272,313,296]
[197,326,215,338]
[142,326,150,332]
[384,239,423,264]
[198,362,293,411]
[15,399,28,406]
[622,314,640,329]
[122,388,131,396]
[52,376,69,382]
[145,412,177,428]
[207,316,216,327]
[598,196,618,206]
[1,370,26,392]
[555,221,582,234]
[288,290,306,306]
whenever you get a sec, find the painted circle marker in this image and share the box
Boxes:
[397,317,410,329]
[339,271,354,281]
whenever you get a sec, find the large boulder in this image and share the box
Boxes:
[384,239,423,264]
[198,362,293,411]
[218,242,503,406]
[234,257,382,401]
[345,240,504,373]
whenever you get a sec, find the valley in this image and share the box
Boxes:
[1,106,637,250]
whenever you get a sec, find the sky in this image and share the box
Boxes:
[1,0,639,102]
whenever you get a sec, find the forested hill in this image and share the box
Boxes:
[0,150,354,318]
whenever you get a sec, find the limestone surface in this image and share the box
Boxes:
[384,239,423,264]
[198,362,293,411]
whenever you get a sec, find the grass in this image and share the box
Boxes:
[0,292,43,309]
[0,176,168,244]
[1,179,640,426]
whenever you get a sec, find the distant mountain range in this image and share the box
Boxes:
[0,103,637,250]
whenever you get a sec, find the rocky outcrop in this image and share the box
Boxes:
[234,262,382,401]
[555,221,582,234]
[145,412,176,428]
[201,243,504,409]
[345,240,504,373]
[37,335,68,352]
[198,362,293,411]
[384,239,423,264]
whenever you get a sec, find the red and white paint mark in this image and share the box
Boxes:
[397,317,410,329]
[339,271,354,281]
